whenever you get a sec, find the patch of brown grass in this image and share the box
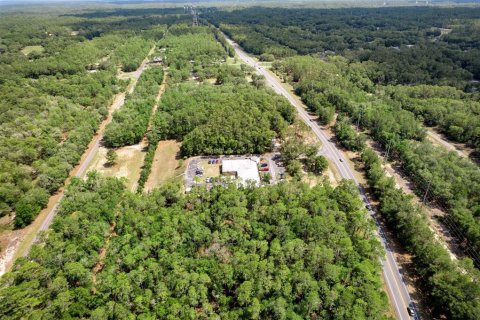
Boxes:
[198,160,221,179]
[144,140,184,191]
[86,145,146,192]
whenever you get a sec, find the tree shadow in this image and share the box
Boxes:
[103,162,115,168]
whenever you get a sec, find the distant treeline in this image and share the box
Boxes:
[205,6,480,89]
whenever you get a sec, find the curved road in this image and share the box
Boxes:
[227,37,417,320]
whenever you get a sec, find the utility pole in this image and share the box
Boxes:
[423,180,431,204]
[191,6,199,27]
[356,109,362,130]
[385,140,392,161]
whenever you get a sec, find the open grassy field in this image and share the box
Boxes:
[226,56,241,67]
[199,160,221,178]
[144,140,186,191]
[86,145,145,192]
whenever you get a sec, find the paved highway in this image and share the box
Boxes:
[226,37,417,320]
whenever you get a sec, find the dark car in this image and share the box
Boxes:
[407,307,416,317]
[208,160,212,164]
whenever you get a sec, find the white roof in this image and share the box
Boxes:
[222,159,260,186]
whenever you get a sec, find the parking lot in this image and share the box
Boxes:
[185,153,285,192]
[268,153,286,183]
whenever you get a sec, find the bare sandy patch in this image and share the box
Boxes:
[325,164,340,186]
[144,140,184,191]
[300,163,339,188]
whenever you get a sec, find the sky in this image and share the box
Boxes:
[0,0,365,3]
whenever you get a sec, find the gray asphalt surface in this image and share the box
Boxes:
[227,37,416,320]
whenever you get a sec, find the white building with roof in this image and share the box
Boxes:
[221,158,260,186]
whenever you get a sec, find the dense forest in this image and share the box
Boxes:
[274,55,480,267]
[159,25,229,83]
[153,82,295,157]
[0,10,184,227]
[1,19,123,226]
[383,85,480,152]
[148,26,295,158]
[2,5,480,319]
[0,174,390,319]
[205,6,480,90]
[267,54,480,318]
[103,67,164,148]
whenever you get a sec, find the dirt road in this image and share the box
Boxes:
[426,129,472,158]
[0,49,153,277]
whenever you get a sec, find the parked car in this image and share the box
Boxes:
[260,167,269,172]
[208,160,212,164]
[205,178,212,183]
[407,307,416,317]
[260,163,268,167]
[195,169,204,176]
[215,159,220,164]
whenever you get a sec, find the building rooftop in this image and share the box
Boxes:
[222,158,260,186]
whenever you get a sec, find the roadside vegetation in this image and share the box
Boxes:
[2,4,480,319]
[0,174,389,319]
[271,46,480,319]
[288,56,480,264]
[280,121,329,179]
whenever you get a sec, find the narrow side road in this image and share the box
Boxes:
[426,129,471,158]
[39,50,153,231]
[0,49,154,276]
[226,37,416,320]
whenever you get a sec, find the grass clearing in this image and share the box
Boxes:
[144,140,185,191]
[198,160,221,178]
[21,45,44,55]
[87,145,145,192]
[193,160,221,184]
[302,164,339,188]
[226,56,241,68]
